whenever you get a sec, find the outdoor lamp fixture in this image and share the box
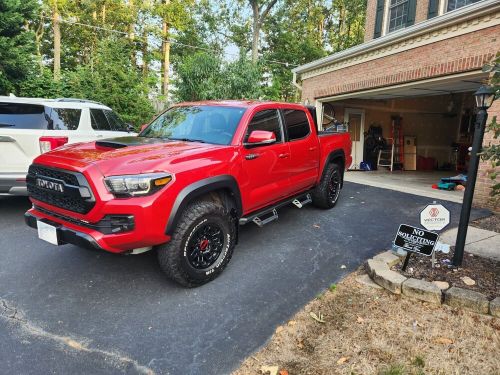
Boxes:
[474,85,495,109]
[453,85,496,266]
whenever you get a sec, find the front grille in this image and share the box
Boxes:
[27,165,95,214]
[28,165,79,186]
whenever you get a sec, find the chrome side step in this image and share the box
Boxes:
[252,209,278,227]
[239,192,313,227]
[292,193,312,208]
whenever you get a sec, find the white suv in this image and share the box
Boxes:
[0,97,137,196]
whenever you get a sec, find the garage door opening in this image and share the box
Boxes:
[316,72,488,202]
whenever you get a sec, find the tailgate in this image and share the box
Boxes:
[0,129,44,173]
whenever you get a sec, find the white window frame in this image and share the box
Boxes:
[444,0,480,13]
[382,0,412,37]
[439,0,446,15]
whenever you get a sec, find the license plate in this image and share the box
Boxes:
[37,221,59,245]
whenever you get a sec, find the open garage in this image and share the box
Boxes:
[316,71,488,202]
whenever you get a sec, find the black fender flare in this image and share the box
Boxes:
[322,150,346,187]
[165,175,242,235]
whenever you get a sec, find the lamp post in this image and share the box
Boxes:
[453,85,495,266]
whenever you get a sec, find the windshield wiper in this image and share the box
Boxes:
[169,137,207,143]
[0,123,15,127]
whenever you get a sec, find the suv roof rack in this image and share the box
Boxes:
[55,98,105,106]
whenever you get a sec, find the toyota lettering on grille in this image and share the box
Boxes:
[36,178,65,193]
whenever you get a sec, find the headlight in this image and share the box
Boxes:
[104,173,172,197]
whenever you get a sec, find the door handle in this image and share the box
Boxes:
[278,153,290,159]
[308,147,317,151]
[245,153,260,160]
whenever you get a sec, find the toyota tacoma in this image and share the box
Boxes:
[25,101,351,287]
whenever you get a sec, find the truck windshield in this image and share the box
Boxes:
[140,105,246,145]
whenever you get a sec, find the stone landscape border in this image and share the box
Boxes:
[366,251,500,317]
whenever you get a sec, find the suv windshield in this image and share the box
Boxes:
[140,105,246,145]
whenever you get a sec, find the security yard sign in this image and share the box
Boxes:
[394,224,439,256]
[420,204,450,231]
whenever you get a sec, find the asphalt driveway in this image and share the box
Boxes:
[0,182,490,375]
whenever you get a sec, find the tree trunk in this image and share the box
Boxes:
[142,28,149,78]
[129,0,136,67]
[53,1,61,81]
[161,19,170,97]
[35,14,45,73]
[251,0,260,64]
[102,4,106,23]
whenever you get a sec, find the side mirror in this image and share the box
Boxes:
[244,130,276,147]
[127,124,135,132]
[140,124,148,132]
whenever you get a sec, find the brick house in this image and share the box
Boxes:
[292,0,499,209]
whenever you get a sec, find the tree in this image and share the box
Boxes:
[66,38,155,126]
[326,0,366,52]
[154,0,195,98]
[175,51,261,102]
[0,0,38,95]
[481,54,500,206]
[248,0,278,63]
[262,0,327,101]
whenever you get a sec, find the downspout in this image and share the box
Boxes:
[292,72,302,91]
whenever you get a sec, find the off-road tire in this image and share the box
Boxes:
[157,200,236,287]
[311,162,342,209]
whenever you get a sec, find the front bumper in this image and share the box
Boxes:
[25,212,103,251]
[0,173,28,195]
[25,197,172,253]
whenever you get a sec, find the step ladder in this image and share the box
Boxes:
[377,138,394,171]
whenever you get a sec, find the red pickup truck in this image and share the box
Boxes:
[25,101,351,286]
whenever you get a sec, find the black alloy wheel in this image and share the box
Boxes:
[186,222,224,269]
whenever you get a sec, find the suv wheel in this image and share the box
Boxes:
[312,162,342,209]
[157,200,236,287]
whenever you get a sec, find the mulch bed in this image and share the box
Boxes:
[394,214,499,300]
[471,214,500,233]
[393,247,499,300]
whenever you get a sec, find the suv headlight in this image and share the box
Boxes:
[104,173,172,197]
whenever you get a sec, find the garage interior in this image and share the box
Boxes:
[318,72,488,202]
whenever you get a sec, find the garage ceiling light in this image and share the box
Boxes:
[474,85,495,109]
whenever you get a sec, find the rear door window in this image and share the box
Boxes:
[283,109,310,141]
[104,110,129,131]
[90,109,112,130]
[245,109,283,143]
[49,108,81,130]
[0,103,49,129]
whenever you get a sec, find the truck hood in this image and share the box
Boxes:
[37,136,230,176]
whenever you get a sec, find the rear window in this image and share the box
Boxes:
[90,109,112,130]
[50,108,81,130]
[0,103,48,129]
[104,110,128,131]
[283,109,310,140]
[0,104,82,131]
